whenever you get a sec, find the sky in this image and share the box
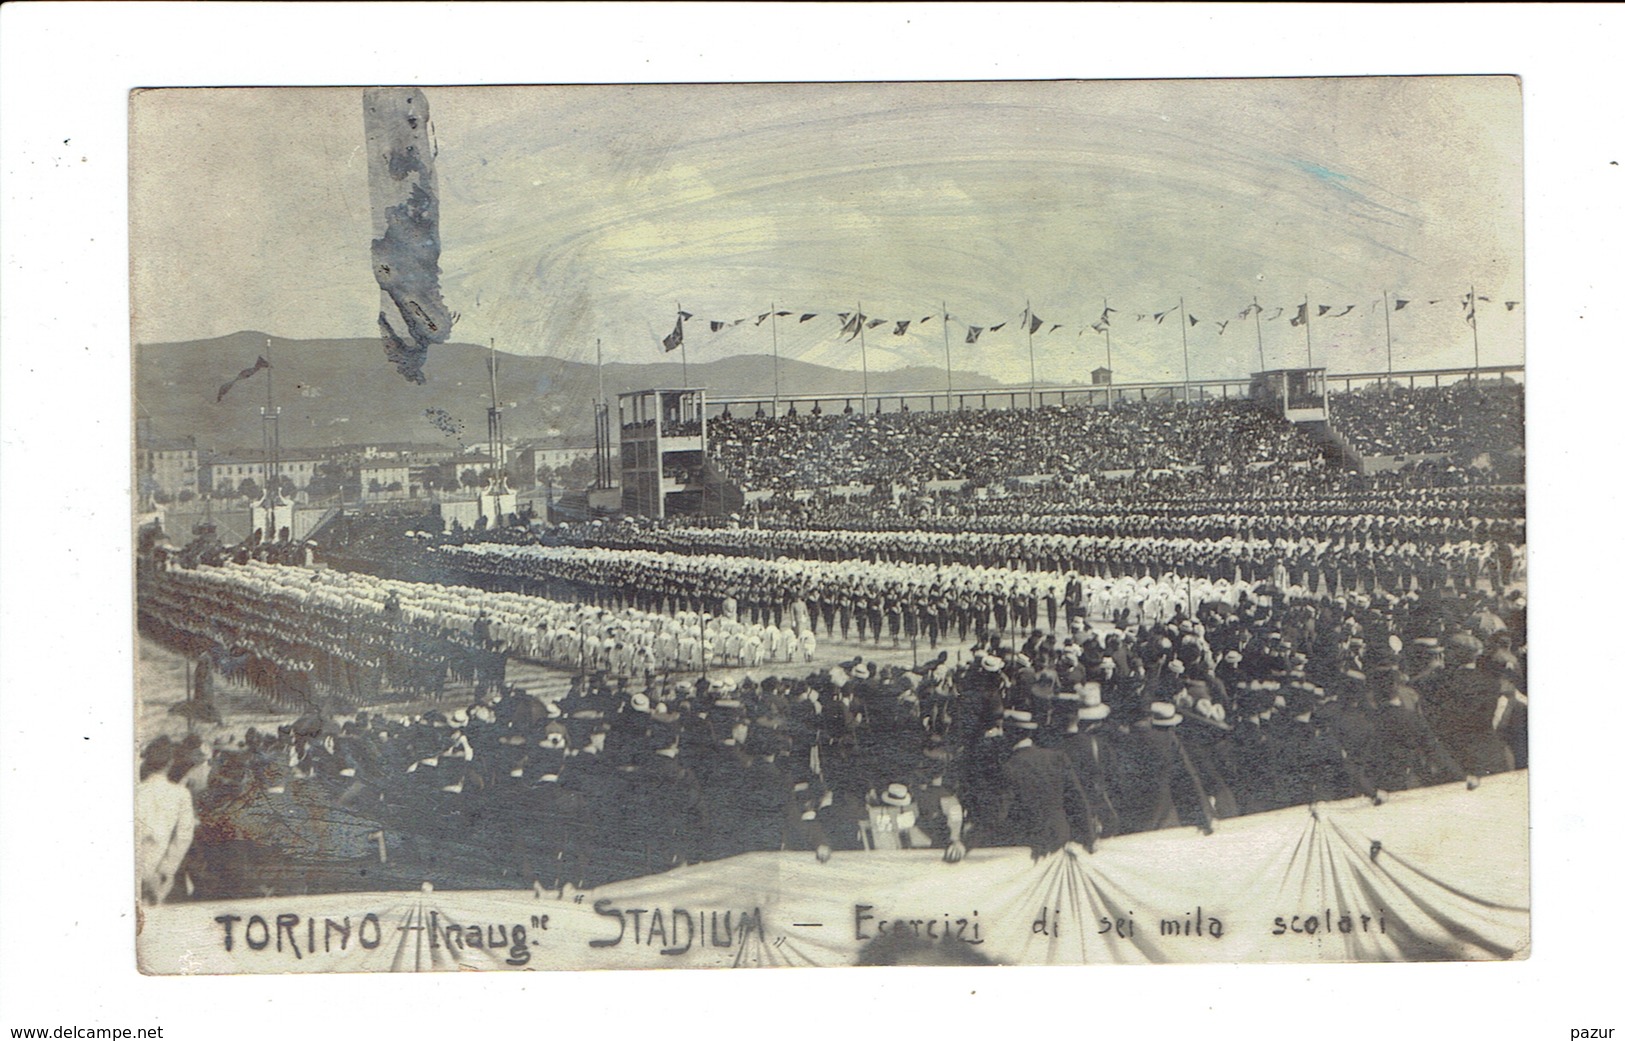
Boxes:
[131,77,1524,385]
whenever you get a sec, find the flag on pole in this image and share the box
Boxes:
[1099,305,1117,326]
[217,356,271,402]
[1289,303,1309,327]
[1028,312,1044,334]
[662,314,686,352]
[1090,320,1109,333]
[840,313,863,340]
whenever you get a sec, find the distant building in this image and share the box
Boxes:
[1091,367,1113,386]
[203,451,324,496]
[136,434,199,500]
[511,443,598,488]
[359,461,414,500]
[363,442,459,464]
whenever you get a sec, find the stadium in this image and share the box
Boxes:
[129,80,1527,969]
[134,354,1528,968]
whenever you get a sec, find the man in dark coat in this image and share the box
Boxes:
[1418,632,1514,778]
[1119,702,1215,835]
[996,711,1096,856]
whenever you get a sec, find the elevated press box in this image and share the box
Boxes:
[1250,368,1328,423]
[618,388,708,519]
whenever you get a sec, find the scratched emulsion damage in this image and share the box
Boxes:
[364,88,457,384]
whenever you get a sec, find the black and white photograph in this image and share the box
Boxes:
[19,5,1625,1034]
[125,75,1531,971]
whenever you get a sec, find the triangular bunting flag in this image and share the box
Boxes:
[966,326,983,344]
[893,320,910,336]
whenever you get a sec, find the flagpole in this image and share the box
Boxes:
[260,336,273,517]
[857,300,869,413]
[941,301,954,408]
[678,302,689,389]
[1303,293,1313,368]
[769,300,781,416]
[1382,291,1394,377]
[1253,295,1266,372]
[1468,283,1480,374]
[1178,296,1192,404]
[1103,297,1113,376]
[1025,297,1037,409]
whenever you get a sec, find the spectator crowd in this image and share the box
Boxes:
[1329,380,1524,459]
[708,399,1326,492]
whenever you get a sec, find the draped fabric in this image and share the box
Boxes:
[139,772,1527,973]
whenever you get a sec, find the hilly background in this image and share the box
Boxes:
[135,332,1020,453]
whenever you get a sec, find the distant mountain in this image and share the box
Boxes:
[134,332,1018,452]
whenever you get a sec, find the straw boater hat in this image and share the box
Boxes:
[1077,682,1110,721]
[852,662,871,679]
[881,782,914,809]
[1149,701,1183,727]
[1005,709,1039,730]
[982,655,1005,672]
[629,692,652,714]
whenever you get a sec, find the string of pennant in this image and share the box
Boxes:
[659,291,1520,352]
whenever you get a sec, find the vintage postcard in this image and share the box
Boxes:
[131,78,1526,972]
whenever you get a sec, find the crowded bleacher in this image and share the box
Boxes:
[1329,380,1525,459]
[707,398,1328,491]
